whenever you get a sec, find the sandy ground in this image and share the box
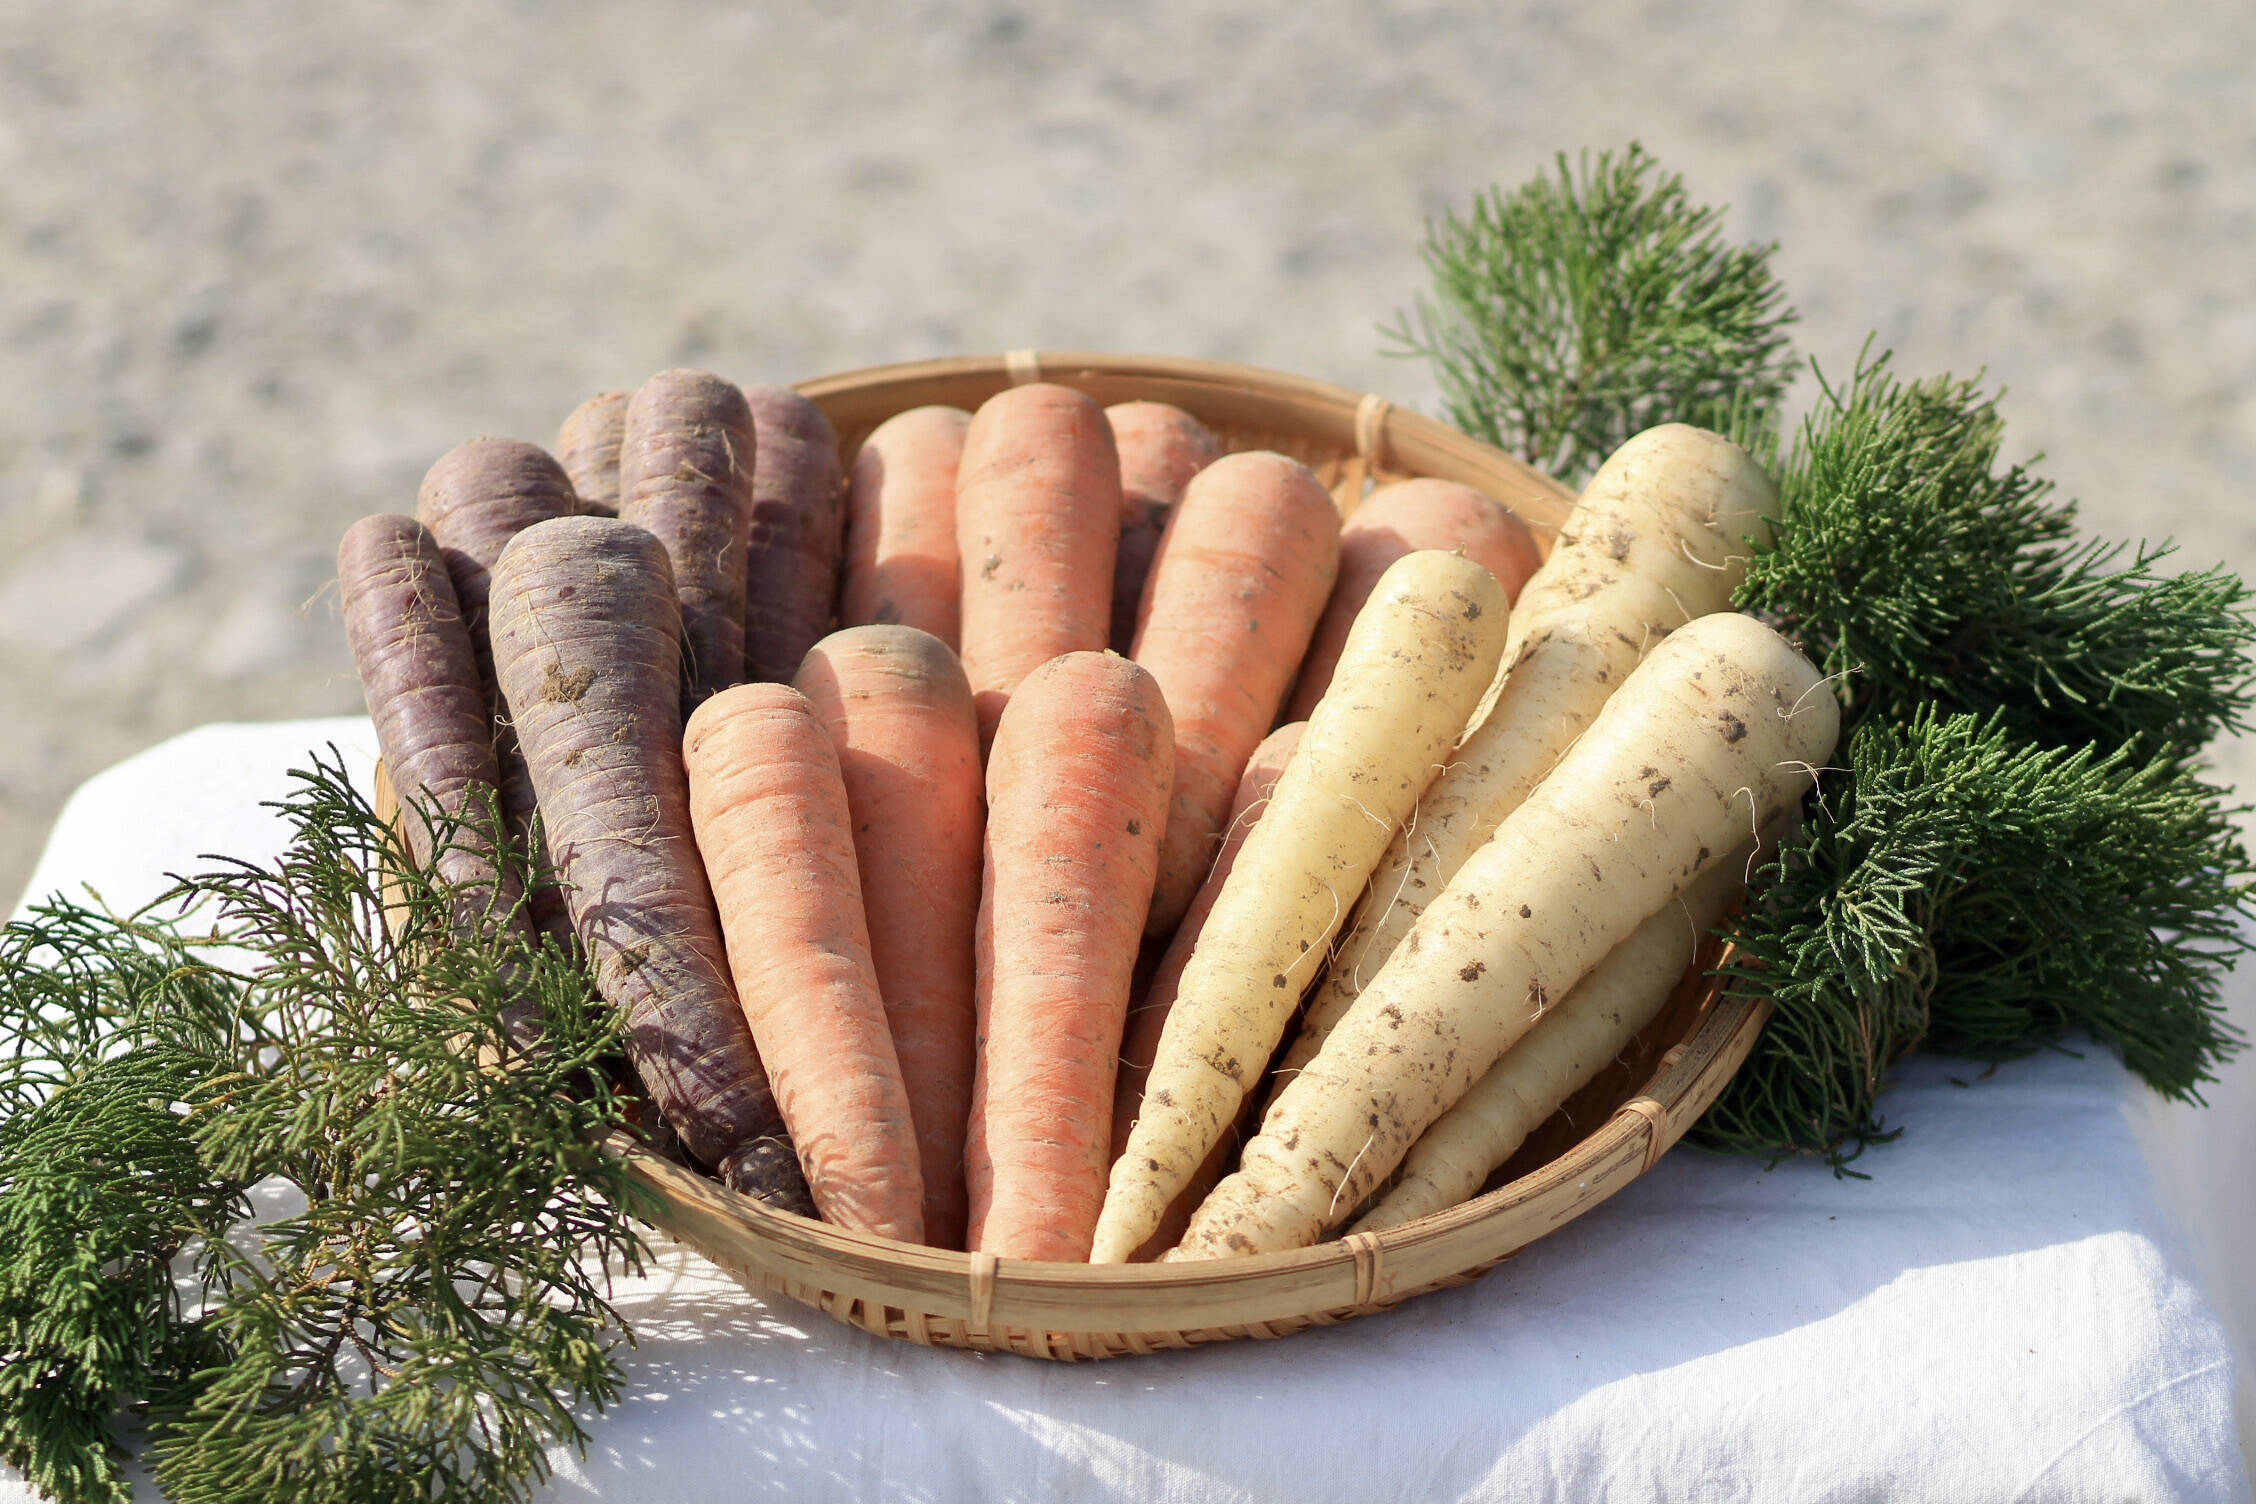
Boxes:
[1,0,2252,1466]
[2,2,2252,911]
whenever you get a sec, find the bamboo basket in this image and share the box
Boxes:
[486,352,1771,1359]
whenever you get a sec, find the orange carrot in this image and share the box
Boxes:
[954,383,1121,747]
[840,406,970,647]
[619,369,757,710]
[1105,401,1220,653]
[965,652,1172,1260]
[794,626,984,1249]
[1129,450,1339,934]
[685,682,925,1242]
[742,384,846,685]
[556,390,628,516]
[1281,477,1543,724]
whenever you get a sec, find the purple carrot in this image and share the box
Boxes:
[556,390,629,517]
[415,438,581,936]
[488,513,809,1211]
[337,513,526,923]
[618,369,757,711]
[741,383,846,684]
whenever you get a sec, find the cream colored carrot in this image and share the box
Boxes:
[1350,841,1758,1233]
[1113,721,1305,1158]
[1272,424,1779,1096]
[1111,721,1303,1261]
[1175,610,1838,1258]
[1090,550,1510,1264]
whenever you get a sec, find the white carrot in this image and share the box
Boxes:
[1113,721,1307,1159]
[1112,721,1304,1261]
[1271,424,1778,1097]
[1089,550,1510,1264]
[1349,837,1763,1233]
[1173,609,1839,1258]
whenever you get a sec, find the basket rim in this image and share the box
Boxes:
[791,348,1579,529]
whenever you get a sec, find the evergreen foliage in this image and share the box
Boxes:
[1703,354,2256,1161]
[1385,143,1797,486]
[0,1048,239,1504]
[1,904,254,1503]
[1735,351,2256,761]
[1699,710,2252,1160]
[0,756,650,1504]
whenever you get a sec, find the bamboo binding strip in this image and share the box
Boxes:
[582,352,1769,1359]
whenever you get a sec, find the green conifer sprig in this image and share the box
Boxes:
[152,765,646,1504]
[1736,351,2256,760]
[1,902,257,1503]
[1,900,262,1116]
[1699,710,2253,1161]
[1701,352,2256,1161]
[0,1048,240,1504]
[0,755,653,1504]
[1384,143,1797,485]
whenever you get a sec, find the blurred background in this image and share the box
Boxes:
[1,0,2252,1426]
[3,3,2252,903]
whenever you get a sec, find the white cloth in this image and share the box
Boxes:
[4,721,2250,1503]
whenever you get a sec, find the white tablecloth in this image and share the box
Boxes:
[5,720,2250,1503]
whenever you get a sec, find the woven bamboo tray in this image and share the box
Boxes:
[516,352,1772,1359]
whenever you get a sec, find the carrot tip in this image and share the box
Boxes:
[720,1137,818,1218]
